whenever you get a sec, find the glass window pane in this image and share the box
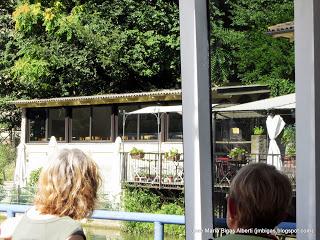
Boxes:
[28,109,46,142]
[72,107,90,141]
[168,113,183,140]
[92,106,112,141]
[118,105,139,140]
[48,108,65,141]
[139,114,158,140]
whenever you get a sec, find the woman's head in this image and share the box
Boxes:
[227,163,292,230]
[34,148,101,220]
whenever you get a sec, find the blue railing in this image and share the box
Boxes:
[0,204,296,240]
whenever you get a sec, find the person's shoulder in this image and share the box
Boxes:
[56,216,82,229]
[216,234,272,240]
[0,216,23,238]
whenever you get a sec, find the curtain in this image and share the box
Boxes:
[266,115,286,170]
[14,143,27,188]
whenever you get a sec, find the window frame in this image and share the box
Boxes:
[48,107,68,143]
[27,108,48,143]
[70,105,115,143]
[118,103,162,142]
[165,112,183,142]
[26,105,116,143]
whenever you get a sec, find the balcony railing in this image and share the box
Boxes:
[121,152,296,189]
[121,152,184,190]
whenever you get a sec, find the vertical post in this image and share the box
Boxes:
[154,221,164,240]
[7,210,15,218]
[295,0,320,239]
[20,108,27,144]
[179,0,214,239]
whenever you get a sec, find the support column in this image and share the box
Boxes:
[20,108,27,144]
[295,0,320,239]
[179,0,214,239]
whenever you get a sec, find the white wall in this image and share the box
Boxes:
[25,141,183,204]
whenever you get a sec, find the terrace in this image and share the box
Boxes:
[121,152,296,190]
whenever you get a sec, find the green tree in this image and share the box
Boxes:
[2,0,180,99]
[0,144,16,182]
[0,0,296,129]
[209,0,294,95]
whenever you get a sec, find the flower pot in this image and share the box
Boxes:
[166,154,181,161]
[168,176,174,183]
[130,153,145,159]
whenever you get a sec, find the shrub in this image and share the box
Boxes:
[157,202,185,237]
[0,143,16,182]
[228,147,247,159]
[0,184,5,201]
[164,148,180,160]
[28,167,42,187]
[281,125,296,157]
[122,188,185,237]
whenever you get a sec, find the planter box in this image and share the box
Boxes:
[232,154,246,161]
[251,135,267,162]
[165,154,181,161]
[130,153,145,159]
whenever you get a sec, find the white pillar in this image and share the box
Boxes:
[179,0,214,239]
[20,108,27,144]
[295,0,320,238]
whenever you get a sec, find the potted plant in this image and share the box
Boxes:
[281,125,296,159]
[162,174,174,183]
[251,126,267,161]
[130,147,145,159]
[253,126,264,135]
[134,170,148,182]
[228,147,247,161]
[164,148,181,160]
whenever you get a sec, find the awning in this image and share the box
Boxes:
[126,104,219,115]
[215,93,295,112]
[126,105,182,115]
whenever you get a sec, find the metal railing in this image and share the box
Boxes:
[121,152,296,189]
[0,204,296,240]
[121,152,184,190]
[0,187,121,211]
[0,128,20,145]
[0,203,183,240]
[215,153,296,186]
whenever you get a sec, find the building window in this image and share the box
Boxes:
[48,108,66,141]
[71,106,113,141]
[118,104,161,141]
[27,106,114,143]
[91,106,112,141]
[118,105,139,140]
[28,109,46,142]
[167,113,183,140]
[139,114,158,140]
[72,107,91,141]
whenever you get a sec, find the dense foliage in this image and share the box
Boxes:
[28,167,42,187]
[123,188,185,236]
[210,0,294,95]
[1,0,180,98]
[0,143,16,182]
[0,0,294,127]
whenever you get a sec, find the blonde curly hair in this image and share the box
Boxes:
[34,148,101,220]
